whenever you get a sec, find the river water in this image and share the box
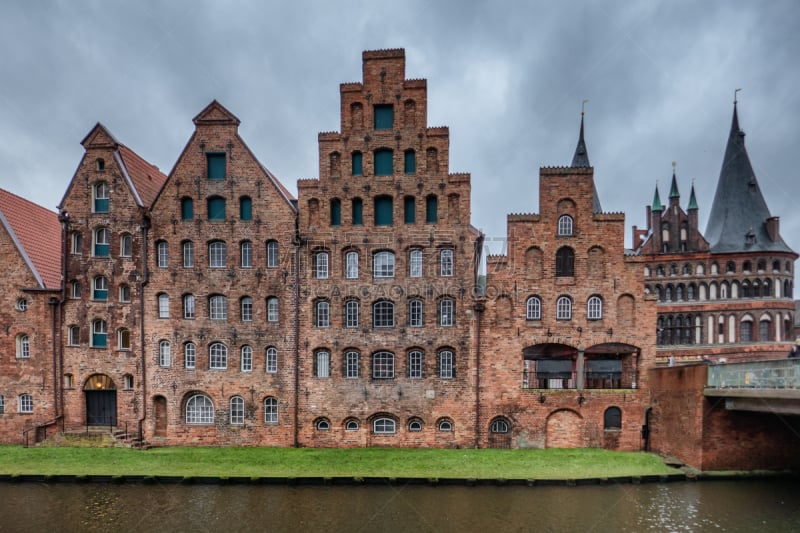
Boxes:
[0,479,798,532]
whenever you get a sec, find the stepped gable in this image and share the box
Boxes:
[0,188,61,288]
[705,103,793,253]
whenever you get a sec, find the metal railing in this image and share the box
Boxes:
[522,371,637,390]
[707,359,800,390]
[22,416,64,448]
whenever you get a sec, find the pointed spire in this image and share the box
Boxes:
[652,185,663,212]
[669,164,680,199]
[688,183,698,211]
[571,101,590,168]
[705,96,792,253]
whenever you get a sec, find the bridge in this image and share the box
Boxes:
[704,359,800,415]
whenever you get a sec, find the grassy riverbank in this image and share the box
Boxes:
[0,446,678,479]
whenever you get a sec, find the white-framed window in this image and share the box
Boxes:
[93,181,109,212]
[267,241,279,268]
[185,342,196,369]
[240,241,253,268]
[439,350,454,379]
[439,298,455,326]
[0,395,5,414]
[70,281,81,299]
[267,297,279,323]
[526,296,542,320]
[118,328,131,350]
[345,420,359,431]
[91,319,107,348]
[93,276,108,301]
[346,251,359,279]
[372,351,395,379]
[94,227,110,257]
[408,298,423,327]
[182,241,194,268]
[345,350,360,378]
[209,241,227,268]
[266,347,278,373]
[186,394,213,424]
[71,232,82,255]
[373,251,395,278]
[230,396,245,425]
[264,397,278,424]
[120,233,132,257]
[241,346,253,372]
[241,297,253,322]
[18,393,33,414]
[210,342,228,369]
[556,296,572,320]
[345,300,359,328]
[558,215,574,236]
[491,418,510,433]
[440,249,454,277]
[16,334,30,358]
[68,326,80,346]
[408,419,423,432]
[408,350,423,379]
[315,350,330,378]
[409,249,423,277]
[209,295,227,320]
[119,284,131,303]
[316,418,330,431]
[314,251,329,279]
[158,340,171,367]
[587,295,603,320]
[158,293,169,318]
[438,420,453,432]
[373,300,395,328]
[156,241,168,268]
[183,294,195,319]
[314,300,330,327]
[373,417,396,434]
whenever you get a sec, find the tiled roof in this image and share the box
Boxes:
[118,145,168,207]
[0,188,61,289]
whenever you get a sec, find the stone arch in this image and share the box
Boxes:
[545,409,585,448]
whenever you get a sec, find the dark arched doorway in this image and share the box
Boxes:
[84,374,117,426]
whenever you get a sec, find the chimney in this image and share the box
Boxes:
[766,217,780,242]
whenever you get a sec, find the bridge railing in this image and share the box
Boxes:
[707,359,800,390]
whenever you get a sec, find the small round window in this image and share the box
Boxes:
[16,299,28,312]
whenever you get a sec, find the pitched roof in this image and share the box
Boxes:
[117,144,168,207]
[652,185,663,212]
[0,188,61,289]
[570,114,602,213]
[688,184,698,210]
[669,170,680,199]
[704,103,793,253]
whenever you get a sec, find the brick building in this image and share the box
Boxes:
[632,103,797,364]
[0,49,794,453]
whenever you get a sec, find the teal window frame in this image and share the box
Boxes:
[330,198,342,226]
[352,198,363,225]
[207,153,226,180]
[93,182,109,213]
[426,195,438,223]
[240,196,252,221]
[374,105,393,130]
[374,196,393,226]
[374,149,393,176]
[208,197,226,221]
[404,150,416,174]
[352,152,363,176]
[92,320,107,348]
[94,228,110,257]
[404,196,415,224]
[181,198,194,221]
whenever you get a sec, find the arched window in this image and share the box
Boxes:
[408,350,423,378]
[241,346,253,372]
[158,340,171,367]
[604,407,622,430]
[120,233,132,257]
[373,300,395,328]
[264,397,278,423]
[490,418,510,433]
[240,241,253,268]
[345,350,360,378]
[314,300,330,327]
[409,249,423,277]
[181,198,194,221]
[555,247,575,277]
[330,198,341,226]
[408,298,423,327]
[266,347,278,373]
[68,325,80,346]
[266,240,279,268]
[71,231,83,255]
[184,342,196,369]
[185,394,214,424]
[18,394,33,413]
[557,215,573,236]
[374,149,393,176]
[314,350,330,378]
[740,317,753,342]
[155,240,168,268]
[408,419,423,432]
[209,342,228,369]
[16,334,30,358]
[183,294,195,319]
[726,261,736,273]
[316,418,331,431]
[345,299,360,328]
[230,396,245,425]
[182,241,194,268]
[526,296,542,320]
[93,276,108,301]
[157,293,169,318]
[438,419,453,432]
[209,295,227,320]
[438,349,454,379]
[314,251,329,279]
[267,297,279,323]
[345,251,359,279]
[373,251,395,278]
[207,196,226,220]
[682,263,691,275]
[439,298,455,326]
[759,319,771,341]
[96,158,105,171]
[687,284,696,301]
[556,296,572,320]
[373,417,396,434]
[587,296,602,320]
[93,181,109,213]
[91,319,107,347]
[240,296,253,322]
[346,419,360,431]
[440,249,454,276]
[208,241,227,268]
[94,227,110,257]
[372,351,395,379]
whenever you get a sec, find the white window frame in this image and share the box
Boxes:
[157,241,168,268]
[185,342,196,369]
[439,298,455,326]
[587,296,603,320]
[558,215,574,236]
[409,249,423,277]
[17,334,30,358]
[241,297,253,322]
[526,296,542,320]
[119,284,131,303]
[557,296,572,320]
[267,297,279,323]
[120,233,132,257]
[209,241,227,268]
[345,300,359,328]
[373,417,396,434]
[18,394,33,414]
[241,346,253,372]
[183,294,196,319]
[439,350,454,379]
[408,299,423,327]
[158,294,169,318]
[185,394,213,424]
[373,251,395,278]
[345,350,360,378]
[264,397,278,423]
[210,342,228,369]
[158,340,171,367]
[408,350,423,379]
[240,241,253,268]
[267,241,279,268]
[71,232,82,255]
[440,249,454,277]
[315,300,330,327]
[230,396,245,425]
[68,326,80,346]
[93,275,108,300]
[182,241,194,268]
[315,351,330,378]
[266,347,278,373]
[118,328,131,350]
[209,295,227,320]
[70,281,81,299]
[345,251,359,279]
[315,251,329,279]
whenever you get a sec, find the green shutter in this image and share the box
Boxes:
[93,333,107,348]
[94,244,109,257]
[374,196,393,226]
[374,105,393,130]
[352,199,363,225]
[426,196,438,223]
[352,152,363,176]
[207,153,226,180]
[404,150,416,174]
[208,197,226,220]
[94,198,109,213]
[404,197,415,224]
[181,198,194,220]
[240,197,252,221]
[374,149,393,176]
[330,199,341,226]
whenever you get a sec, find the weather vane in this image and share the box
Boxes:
[581,99,589,116]
[672,161,676,170]
[734,88,742,104]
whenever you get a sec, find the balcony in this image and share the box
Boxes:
[522,370,637,390]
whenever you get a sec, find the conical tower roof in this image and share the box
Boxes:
[570,113,602,213]
[652,185,663,212]
[704,102,792,253]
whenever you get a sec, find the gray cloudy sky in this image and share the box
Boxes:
[1,1,798,269]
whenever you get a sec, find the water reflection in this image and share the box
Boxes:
[0,480,797,532]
